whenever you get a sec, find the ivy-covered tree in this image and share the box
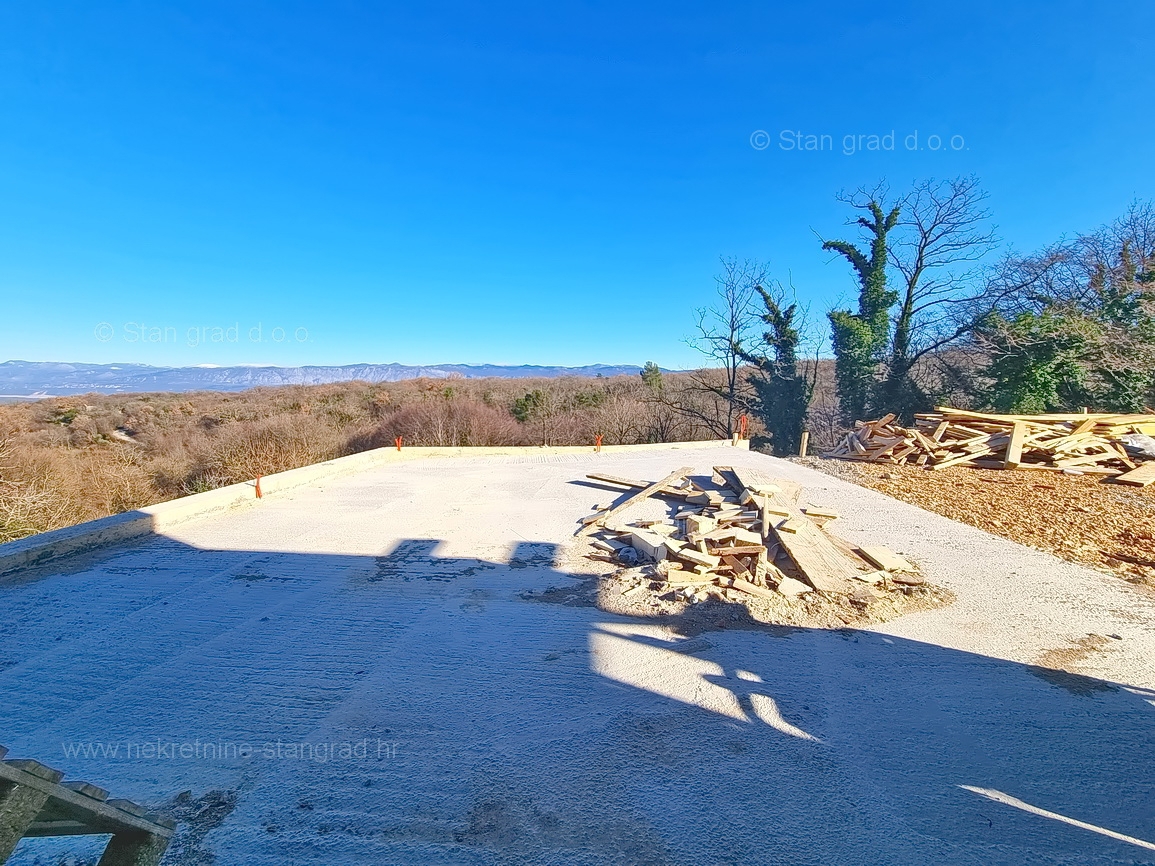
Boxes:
[823,190,900,424]
[823,177,998,424]
[739,282,815,454]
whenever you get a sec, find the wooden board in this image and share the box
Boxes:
[578,467,693,535]
[663,575,717,587]
[724,575,780,600]
[676,547,722,569]
[585,472,690,499]
[856,545,915,572]
[1003,421,1026,468]
[1116,462,1155,487]
[714,465,802,504]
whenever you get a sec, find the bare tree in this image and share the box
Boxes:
[665,258,768,438]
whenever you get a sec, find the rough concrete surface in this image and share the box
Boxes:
[1,444,1154,864]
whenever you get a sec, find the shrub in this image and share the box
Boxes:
[346,398,526,450]
[183,415,341,491]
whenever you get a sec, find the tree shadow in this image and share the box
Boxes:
[0,533,1153,865]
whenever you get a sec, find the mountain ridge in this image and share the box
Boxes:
[0,360,649,396]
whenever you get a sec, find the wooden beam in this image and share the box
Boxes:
[1003,421,1026,468]
[0,782,50,860]
[856,545,915,573]
[0,762,172,841]
[584,473,690,498]
[578,467,693,535]
[709,465,857,591]
[714,465,802,504]
[723,575,780,600]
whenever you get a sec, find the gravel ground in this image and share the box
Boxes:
[802,456,1155,586]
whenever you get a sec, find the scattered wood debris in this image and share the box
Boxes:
[580,465,927,604]
[825,406,1155,477]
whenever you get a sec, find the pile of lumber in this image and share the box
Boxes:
[579,465,922,600]
[825,407,1155,482]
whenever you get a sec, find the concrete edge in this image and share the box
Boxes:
[0,438,749,575]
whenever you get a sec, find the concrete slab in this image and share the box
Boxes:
[2,444,1154,864]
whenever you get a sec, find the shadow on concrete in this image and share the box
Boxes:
[0,534,1153,865]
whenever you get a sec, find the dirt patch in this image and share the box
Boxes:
[1036,633,1115,670]
[519,576,601,608]
[803,457,1155,587]
[1028,634,1122,696]
[159,789,238,866]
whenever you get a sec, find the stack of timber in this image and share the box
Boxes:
[0,744,175,865]
[825,407,1155,480]
[580,465,923,600]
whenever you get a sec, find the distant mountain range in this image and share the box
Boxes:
[0,360,648,397]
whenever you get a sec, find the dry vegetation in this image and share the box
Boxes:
[0,373,745,543]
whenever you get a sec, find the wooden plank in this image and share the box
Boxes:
[663,575,717,587]
[584,472,690,499]
[721,555,755,582]
[1071,416,1098,435]
[750,493,859,592]
[61,782,109,802]
[930,447,992,469]
[932,406,1111,423]
[856,545,915,572]
[4,760,63,784]
[676,547,722,569]
[0,762,173,840]
[801,507,839,521]
[711,545,767,558]
[717,465,802,504]
[578,467,693,535]
[1003,421,1026,468]
[724,575,780,600]
[702,526,762,546]
[1115,462,1155,487]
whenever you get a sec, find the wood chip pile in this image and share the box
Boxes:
[825,406,1155,484]
[579,465,923,602]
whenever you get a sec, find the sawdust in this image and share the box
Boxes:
[804,457,1155,587]
[591,565,953,632]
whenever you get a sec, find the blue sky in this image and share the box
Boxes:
[1,1,1152,369]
